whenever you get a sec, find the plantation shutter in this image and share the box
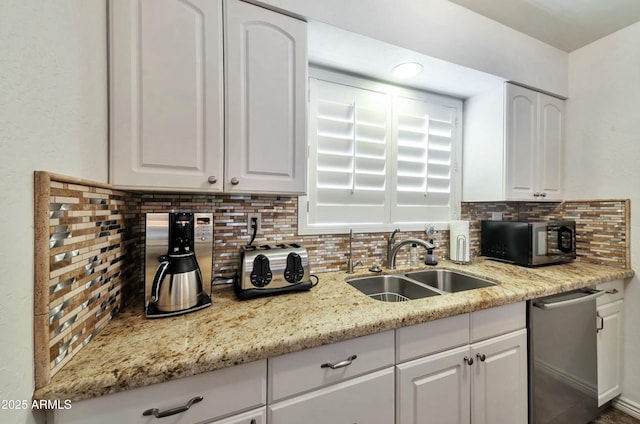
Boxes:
[308,78,390,225]
[392,95,456,223]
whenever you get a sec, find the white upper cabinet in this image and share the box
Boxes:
[109,0,307,194]
[225,0,307,194]
[109,0,224,192]
[463,82,565,202]
[505,84,564,201]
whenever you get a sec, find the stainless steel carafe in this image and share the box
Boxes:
[150,252,203,312]
[145,212,212,317]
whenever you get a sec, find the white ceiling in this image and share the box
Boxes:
[308,21,505,99]
[449,0,640,52]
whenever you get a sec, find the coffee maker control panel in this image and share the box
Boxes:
[194,213,214,243]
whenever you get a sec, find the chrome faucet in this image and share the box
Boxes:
[346,229,362,274]
[387,231,434,270]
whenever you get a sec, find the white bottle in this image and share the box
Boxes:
[409,243,419,267]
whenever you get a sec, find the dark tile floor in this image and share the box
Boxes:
[592,407,640,424]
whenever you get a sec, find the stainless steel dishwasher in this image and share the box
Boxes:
[528,288,608,424]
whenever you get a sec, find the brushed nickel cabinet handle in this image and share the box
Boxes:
[321,354,357,369]
[597,313,605,333]
[231,177,240,185]
[142,396,203,418]
[207,176,217,184]
[476,353,486,362]
[464,356,474,366]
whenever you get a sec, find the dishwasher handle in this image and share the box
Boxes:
[533,289,606,310]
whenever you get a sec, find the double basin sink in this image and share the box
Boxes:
[347,269,496,302]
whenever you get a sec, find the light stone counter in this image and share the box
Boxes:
[33,259,633,402]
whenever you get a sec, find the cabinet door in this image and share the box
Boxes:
[109,0,224,191]
[505,83,537,200]
[225,0,307,194]
[210,407,265,424]
[597,300,623,406]
[397,345,471,424]
[471,329,528,424]
[537,93,564,200]
[268,368,394,424]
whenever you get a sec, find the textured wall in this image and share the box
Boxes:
[0,1,108,423]
[566,20,640,416]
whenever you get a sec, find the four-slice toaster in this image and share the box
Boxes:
[235,244,314,299]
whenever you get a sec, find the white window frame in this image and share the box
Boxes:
[299,68,462,235]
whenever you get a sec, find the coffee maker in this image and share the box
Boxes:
[145,212,213,318]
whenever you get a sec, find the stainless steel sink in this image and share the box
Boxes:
[347,275,441,302]
[404,269,496,293]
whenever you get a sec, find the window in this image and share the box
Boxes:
[299,69,462,235]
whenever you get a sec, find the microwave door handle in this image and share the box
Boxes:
[557,226,573,253]
[533,289,606,310]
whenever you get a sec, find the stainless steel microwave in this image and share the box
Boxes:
[480,220,576,266]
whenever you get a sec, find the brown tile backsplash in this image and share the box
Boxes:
[461,200,630,268]
[34,171,630,387]
[33,172,139,388]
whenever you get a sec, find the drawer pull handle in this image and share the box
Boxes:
[321,354,357,369]
[464,356,474,366]
[142,396,203,419]
[606,288,619,294]
[476,353,486,362]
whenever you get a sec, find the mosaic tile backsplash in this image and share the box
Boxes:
[34,171,630,387]
[34,172,139,388]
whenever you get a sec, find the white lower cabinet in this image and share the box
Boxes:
[596,279,625,405]
[397,345,471,424]
[267,330,395,423]
[212,407,266,424]
[47,360,266,424]
[470,330,528,424]
[396,303,527,424]
[268,368,395,424]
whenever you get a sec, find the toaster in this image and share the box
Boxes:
[236,244,313,299]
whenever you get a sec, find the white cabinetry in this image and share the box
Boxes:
[596,279,624,405]
[396,302,528,424]
[268,331,395,424]
[48,360,267,424]
[269,368,394,424]
[470,330,528,424]
[224,0,307,194]
[109,0,306,194]
[463,82,564,202]
[109,0,224,192]
[212,407,265,424]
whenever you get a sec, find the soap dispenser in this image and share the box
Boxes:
[425,239,438,266]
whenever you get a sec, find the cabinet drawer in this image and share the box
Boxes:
[396,313,469,362]
[212,406,266,424]
[470,302,525,342]
[597,279,624,306]
[49,360,266,424]
[268,367,395,424]
[268,330,394,402]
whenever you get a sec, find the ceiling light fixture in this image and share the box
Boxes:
[392,62,423,79]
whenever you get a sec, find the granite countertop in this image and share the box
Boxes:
[33,259,633,403]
